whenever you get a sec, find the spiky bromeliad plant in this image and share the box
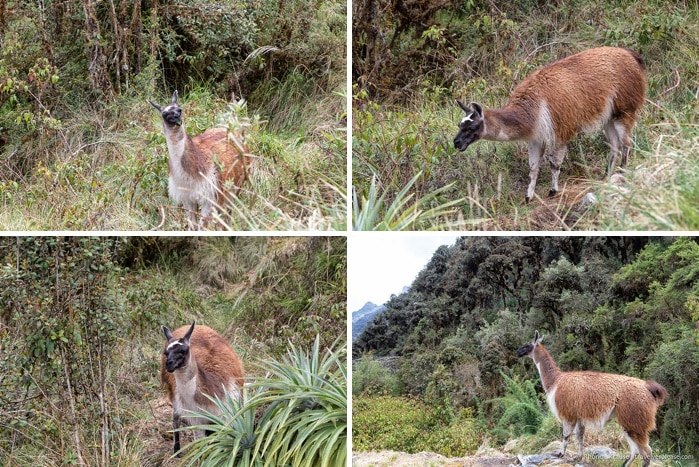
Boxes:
[179,336,347,467]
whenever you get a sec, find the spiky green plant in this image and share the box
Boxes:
[352,172,465,230]
[179,336,347,467]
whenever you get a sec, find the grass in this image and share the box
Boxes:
[351,0,699,231]
[0,84,346,231]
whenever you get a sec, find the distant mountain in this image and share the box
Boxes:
[351,301,386,341]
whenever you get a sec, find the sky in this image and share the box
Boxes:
[348,234,460,312]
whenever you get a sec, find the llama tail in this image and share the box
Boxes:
[645,380,668,406]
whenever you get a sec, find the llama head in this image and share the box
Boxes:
[516,330,543,358]
[453,100,485,151]
[162,321,196,372]
[149,91,183,128]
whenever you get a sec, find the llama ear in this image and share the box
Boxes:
[149,100,162,112]
[533,330,542,344]
[172,90,179,104]
[183,321,196,342]
[162,325,174,342]
[455,99,471,113]
[470,102,483,119]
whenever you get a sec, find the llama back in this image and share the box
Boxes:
[508,47,646,144]
[160,324,245,401]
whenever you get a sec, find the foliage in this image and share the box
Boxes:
[0,0,346,230]
[489,372,544,444]
[181,336,347,467]
[352,355,402,396]
[353,236,699,455]
[352,394,481,456]
[0,236,346,466]
[352,0,699,230]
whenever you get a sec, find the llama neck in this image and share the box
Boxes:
[483,105,534,142]
[163,123,207,179]
[175,350,199,388]
[163,123,187,161]
[532,344,561,392]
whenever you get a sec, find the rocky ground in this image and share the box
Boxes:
[352,443,659,467]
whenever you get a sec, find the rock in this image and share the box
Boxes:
[584,445,618,460]
[578,192,597,209]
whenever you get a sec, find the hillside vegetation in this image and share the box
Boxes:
[352,0,699,230]
[0,236,347,465]
[353,237,699,460]
[0,0,346,230]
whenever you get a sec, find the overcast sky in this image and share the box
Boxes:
[348,234,460,311]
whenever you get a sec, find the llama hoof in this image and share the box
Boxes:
[525,196,531,204]
[548,189,558,197]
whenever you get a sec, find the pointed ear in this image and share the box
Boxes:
[172,90,179,104]
[470,102,483,118]
[184,321,196,342]
[162,325,174,342]
[149,100,162,112]
[533,330,542,344]
[455,99,471,113]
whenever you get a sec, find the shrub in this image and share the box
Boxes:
[352,356,402,396]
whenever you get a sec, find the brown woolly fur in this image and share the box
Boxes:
[189,127,250,204]
[455,47,647,203]
[516,331,666,467]
[160,322,244,455]
[160,323,244,403]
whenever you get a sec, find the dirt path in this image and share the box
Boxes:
[352,449,518,467]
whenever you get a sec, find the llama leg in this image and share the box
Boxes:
[622,431,641,467]
[616,120,632,169]
[199,200,212,230]
[526,141,545,203]
[182,200,199,231]
[549,145,567,197]
[173,413,182,457]
[625,431,652,467]
[559,421,575,457]
[574,421,585,460]
[604,120,621,175]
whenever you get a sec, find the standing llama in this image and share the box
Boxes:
[453,47,646,202]
[516,331,666,467]
[150,91,252,230]
[161,321,245,456]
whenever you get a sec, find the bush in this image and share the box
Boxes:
[352,356,402,396]
[352,395,481,456]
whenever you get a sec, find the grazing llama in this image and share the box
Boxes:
[454,47,646,202]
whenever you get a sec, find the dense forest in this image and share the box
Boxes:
[0,0,346,230]
[0,236,347,465]
[352,0,699,230]
[353,236,699,458]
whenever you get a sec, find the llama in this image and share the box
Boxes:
[161,321,245,456]
[149,91,252,230]
[453,47,646,203]
[516,331,667,467]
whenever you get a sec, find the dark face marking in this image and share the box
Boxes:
[160,104,182,126]
[516,342,535,358]
[149,91,182,127]
[516,331,541,358]
[164,340,189,372]
[453,100,484,151]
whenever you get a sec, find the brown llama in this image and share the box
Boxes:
[516,331,666,467]
[161,321,245,456]
[454,47,646,202]
[150,91,252,230]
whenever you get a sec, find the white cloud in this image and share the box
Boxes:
[348,234,459,311]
